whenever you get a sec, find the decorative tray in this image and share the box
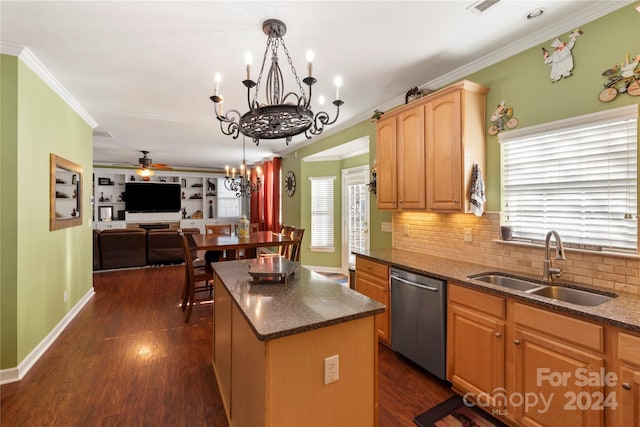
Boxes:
[248,257,298,284]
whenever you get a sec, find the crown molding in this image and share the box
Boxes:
[424,0,633,91]
[0,41,98,128]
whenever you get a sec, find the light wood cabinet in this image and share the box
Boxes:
[376,104,425,210]
[374,80,488,212]
[355,256,390,344]
[615,331,640,426]
[447,285,506,413]
[397,106,426,210]
[212,274,377,427]
[448,284,611,426]
[512,303,605,426]
[375,116,397,209]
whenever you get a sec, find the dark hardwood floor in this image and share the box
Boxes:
[1,265,453,426]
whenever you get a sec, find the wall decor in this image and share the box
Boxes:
[598,53,640,102]
[285,170,296,197]
[370,109,384,122]
[99,205,113,221]
[98,177,111,185]
[542,28,583,82]
[488,100,519,136]
[50,153,83,230]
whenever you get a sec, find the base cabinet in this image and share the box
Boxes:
[447,285,505,413]
[448,284,614,426]
[355,256,390,344]
[615,331,640,426]
[213,276,378,427]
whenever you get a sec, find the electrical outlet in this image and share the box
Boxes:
[403,224,410,237]
[324,354,339,384]
[464,228,473,243]
[64,290,68,303]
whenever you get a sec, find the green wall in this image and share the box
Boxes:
[282,4,639,268]
[1,54,93,370]
[468,4,640,212]
[1,55,20,368]
[282,120,392,269]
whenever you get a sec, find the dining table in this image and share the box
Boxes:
[190,230,296,261]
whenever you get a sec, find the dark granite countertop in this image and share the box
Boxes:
[355,248,640,334]
[213,259,385,341]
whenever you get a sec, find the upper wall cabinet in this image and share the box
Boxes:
[375,80,489,213]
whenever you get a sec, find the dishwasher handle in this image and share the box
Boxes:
[391,275,440,292]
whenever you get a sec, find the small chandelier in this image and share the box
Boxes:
[224,137,262,198]
[210,19,344,145]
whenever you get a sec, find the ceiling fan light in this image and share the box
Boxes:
[136,168,154,177]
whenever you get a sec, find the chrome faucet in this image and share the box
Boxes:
[543,230,566,282]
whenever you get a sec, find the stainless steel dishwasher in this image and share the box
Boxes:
[391,267,447,380]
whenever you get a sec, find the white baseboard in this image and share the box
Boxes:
[0,287,95,385]
[304,265,344,275]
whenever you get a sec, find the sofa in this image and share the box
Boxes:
[94,227,200,270]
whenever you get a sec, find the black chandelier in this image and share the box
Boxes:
[224,137,262,198]
[210,19,344,146]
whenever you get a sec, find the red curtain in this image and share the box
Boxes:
[251,157,281,232]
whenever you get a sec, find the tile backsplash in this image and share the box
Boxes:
[393,211,640,295]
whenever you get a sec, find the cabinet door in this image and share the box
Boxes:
[619,366,640,427]
[426,90,463,211]
[376,117,397,210]
[448,304,505,412]
[397,106,426,210]
[355,272,390,344]
[512,328,604,427]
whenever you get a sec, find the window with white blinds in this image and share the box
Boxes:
[500,105,638,252]
[310,176,336,251]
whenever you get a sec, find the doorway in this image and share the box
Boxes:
[342,165,370,273]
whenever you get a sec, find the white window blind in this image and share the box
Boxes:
[310,176,336,250]
[501,105,638,252]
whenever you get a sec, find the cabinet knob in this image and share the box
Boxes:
[495,332,501,338]
[513,339,521,345]
[622,383,632,391]
[453,199,459,203]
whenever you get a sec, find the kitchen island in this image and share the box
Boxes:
[211,259,385,427]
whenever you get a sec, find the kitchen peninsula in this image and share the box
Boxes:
[212,259,385,427]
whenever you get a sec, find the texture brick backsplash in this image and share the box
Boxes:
[393,212,640,295]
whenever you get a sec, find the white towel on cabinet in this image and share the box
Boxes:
[470,163,485,217]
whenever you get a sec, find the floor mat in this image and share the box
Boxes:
[315,271,349,285]
[414,395,508,427]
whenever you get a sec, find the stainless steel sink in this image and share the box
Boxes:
[528,286,617,306]
[469,273,546,292]
[468,273,617,306]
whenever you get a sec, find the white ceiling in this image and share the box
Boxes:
[1,1,631,170]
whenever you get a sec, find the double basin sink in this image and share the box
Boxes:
[468,273,617,306]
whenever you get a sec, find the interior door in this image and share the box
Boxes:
[342,165,370,273]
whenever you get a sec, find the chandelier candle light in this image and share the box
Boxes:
[224,138,262,198]
[210,19,344,145]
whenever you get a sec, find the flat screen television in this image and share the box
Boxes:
[124,182,181,213]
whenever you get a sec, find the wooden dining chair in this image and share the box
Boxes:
[179,231,213,322]
[288,228,305,262]
[204,224,232,262]
[259,225,297,260]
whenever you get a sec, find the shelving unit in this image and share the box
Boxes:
[92,168,236,232]
[54,170,80,219]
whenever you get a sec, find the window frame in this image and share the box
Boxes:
[500,104,638,253]
[309,175,336,252]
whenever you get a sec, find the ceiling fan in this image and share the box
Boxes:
[135,150,171,179]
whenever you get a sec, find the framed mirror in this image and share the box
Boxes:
[50,153,83,230]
